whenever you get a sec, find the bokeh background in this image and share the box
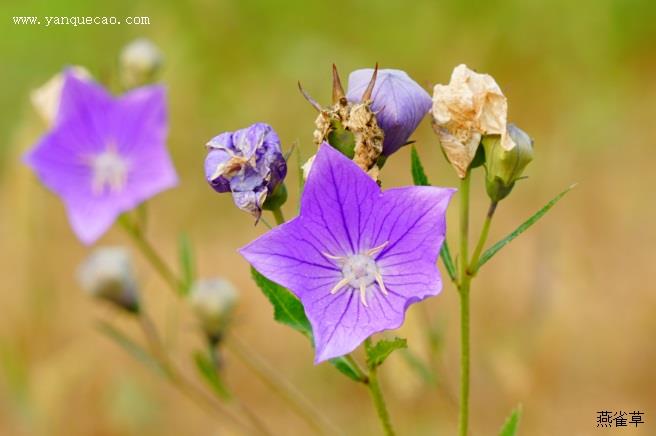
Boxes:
[1,0,655,434]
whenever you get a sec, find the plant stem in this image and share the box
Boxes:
[468,201,498,276]
[120,210,318,435]
[118,216,182,294]
[137,312,259,434]
[227,335,340,436]
[367,366,395,436]
[458,173,471,436]
[364,339,395,436]
[272,207,285,225]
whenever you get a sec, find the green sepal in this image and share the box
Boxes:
[262,183,288,211]
[470,142,486,168]
[365,337,407,369]
[327,119,356,159]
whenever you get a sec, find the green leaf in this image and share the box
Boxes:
[410,145,430,186]
[193,350,231,400]
[251,268,367,382]
[96,321,164,376]
[251,267,312,338]
[499,405,522,436]
[365,337,408,369]
[477,184,576,271]
[411,146,457,283]
[440,242,457,283]
[178,233,195,295]
[329,357,365,382]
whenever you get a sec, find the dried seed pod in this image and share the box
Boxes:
[300,64,384,176]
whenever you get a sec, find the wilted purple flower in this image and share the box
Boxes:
[347,69,432,156]
[240,144,454,362]
[204,123,287,219]
[25,70,178,245]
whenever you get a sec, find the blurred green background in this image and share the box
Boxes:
[1,0,656,434]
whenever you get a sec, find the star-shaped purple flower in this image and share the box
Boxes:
[25,70,178,244]
[347,69,432,157]
[240,144,454,362]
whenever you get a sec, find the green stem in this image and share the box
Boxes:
[228,335,340,436]
[119,215,182,294]
[367,366,395,436]
[364,339,395,436]
[467,201,497,276]
[458,173,471,436]
[120,210,317,435]
[272,207,285,225]
[137,312,259,434]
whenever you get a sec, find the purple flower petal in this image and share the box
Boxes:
[241,144,454,362]
[347,69,432,156]
[24,72,177,244]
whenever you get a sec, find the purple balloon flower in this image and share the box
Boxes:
[204,123,287,219]
[240,144,454,362]
[347,69,432,157]
[25,70,178,245]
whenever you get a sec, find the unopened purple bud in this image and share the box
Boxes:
[347,69,432,157]
[204,123,287,219]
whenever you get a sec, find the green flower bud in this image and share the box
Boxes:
[119,38,163,89]
[483,123,534,202]
[77,247,139,313]
[189,278,238,342]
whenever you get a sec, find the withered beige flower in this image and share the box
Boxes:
[31,66,91,126]
[432,64,514,178]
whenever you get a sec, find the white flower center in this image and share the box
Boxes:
[88,146,129,195]
[324,241,388,307]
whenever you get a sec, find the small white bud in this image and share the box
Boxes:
[77,247,139,312]
[119,38,163,89]
[189,278,238,341]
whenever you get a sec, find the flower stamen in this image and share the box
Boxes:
[323,241,389,306]
[83,143,129,195]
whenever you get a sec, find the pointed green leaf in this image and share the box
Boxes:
[329,357,365,382]
[499,405,522,436]
[251,267,312,338]
[178,233,195,295]
[411,146,457,283]
[365,337,408,369]
[193,350,231,400]
[410,145,430,186]
[440,241,457,283]
[251,268,366,382]
[477,184,576,271]
[96,321,164,376]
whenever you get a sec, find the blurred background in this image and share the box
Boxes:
[1,0,655,434]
